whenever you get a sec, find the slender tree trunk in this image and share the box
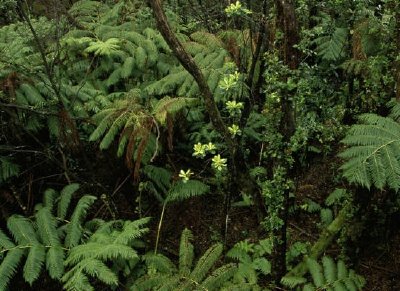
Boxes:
[272,0,300,283]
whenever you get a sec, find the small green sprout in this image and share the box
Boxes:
[212,154,227,171]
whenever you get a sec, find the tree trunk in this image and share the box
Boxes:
[272,0,300,283]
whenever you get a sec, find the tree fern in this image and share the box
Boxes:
[339,113,400,190]
[0,184,150,290]
[281,256,365,290]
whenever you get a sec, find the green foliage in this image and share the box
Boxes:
[339,113,400,190]
[0,184,149,291]
[281,256,365,290]
[0,156,19,184]
[226,239,272,286]
[131,228,236,290]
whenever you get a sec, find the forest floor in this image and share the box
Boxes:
[2,150,400,290]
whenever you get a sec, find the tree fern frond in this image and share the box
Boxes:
[339,114,400,190]
[314,27,348,61]
[113,218,150,245]
[65,243,137,265]
[0,157,20,184]
[76,258,118,286]
[167,180,209,202]
[325,188,347,206]
[280,276,307,288]
[144,253,176,274]
[62,268,94,291]
[121,56,135,78]
[35,208,60,246]
[7,215,38,244]
[131,274,171,291]
[19,83,45,106]
[65,195,97,248]
[190,31,224,49]
[152,96,197,126]
[179,228,194,276]
[306,258,324,287]
[200,263,237,290]
[322,256,336,284]
[100,110,129,149]
[0,229,14,249]
[143,165,172,194]
[43,189,58,212]
[46,246,65,280]
[0,249,24,290]
[58,183,80,220]
[23,244,45,285]
[190,243,223,282]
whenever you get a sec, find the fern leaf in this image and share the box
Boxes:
[315,27,348,61]
[113,218,150,245]
[167,180,209,202]
[65,243,137,265]
[43,189,58,211]
[144,253,176,274]
[320,208,333,226]
[62,268,94,291]
[0,157,20,183]
[121,56,135,78]
[0,249,24,290]
[179,228,194,276]
[152,97,197,126]
[130,274,170,290]
[339,114,400,190]
[190,243,223,282]
[253,257,271,275]
[337,260,348,280]
[0,229,14,249]
[325,188,346,206]
[7,215,38,244]
[65,195,97,248]
[58,183,80,220]
[306,257,325,288]
[322,256,337,284]
[135,46,147,69]
[77,258,118,286]
[46,246,65,280]
[35,207,64,279]
[19,83,45,105]
[23,244,45,285]
[281,276,307,288]
[100,111,130,150]
[143,165,172,194]
[200,263,237,290]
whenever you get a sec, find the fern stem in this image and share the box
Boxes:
[154,201,167,254]
[0,244,70,254]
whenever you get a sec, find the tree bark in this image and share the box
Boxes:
[147,0,232,147]
[272,0,300,283]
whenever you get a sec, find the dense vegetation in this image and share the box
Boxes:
[0,0,399,290]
